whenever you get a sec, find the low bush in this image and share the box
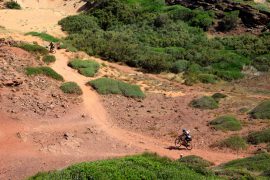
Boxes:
[212,93,227,102]
[221,153,270,173]
[190,96,219,109]
[171,60,189,73]
[89,78,145,99]
[197,74,218,84]
[25,67,63,81]
[216,136,247,150]
[253,54,270,72]
[218,11,239,31]
[214,169,256,179]
[247,128,270,144]
[179,155,214,176]
[5,0,21,9]
[68,59,100,77]
[25,32,60,42]
[42,55,56,64]
[29,153,220,180]
[60,82,82,95]
[60,41,77,52]
[209,116,242,131]
[249,100,270,119]
[179,155,213,168]
[16,43,48,55]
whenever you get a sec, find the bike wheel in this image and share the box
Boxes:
[186,143,193,150]
[174,137,181,147]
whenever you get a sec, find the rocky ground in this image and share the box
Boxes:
[0,43,81,119]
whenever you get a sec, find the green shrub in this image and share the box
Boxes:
[28,153,220,180]
[218,11,239,31]
[5,0,21,9]
[171,60,189,73]
[249,100,270,119]
[42,55,56,64]
[59,15,99,33]
[190,10,214,31]
[68,59,100,77]
[247,128,270,144]
[214,169,256,179]
[262,169,270,177]
[89,78,145,98]
[179,155,214,176]
[197,74,218,84]
[253,54,270,72]
[60,41,77,52]
[216,136,247,150]
[190,96,219,109]
[16,43,48,55]
[221,153,270,173]
[60,82,82,95]
[209,116,242,131]
[25,67,63,81]
[25,32,60,42]
[212,93,227,102]
[179,155,213,168]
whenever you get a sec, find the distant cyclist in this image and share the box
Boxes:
[49,42,55,53]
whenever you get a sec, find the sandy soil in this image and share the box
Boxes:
[0,0,84,36]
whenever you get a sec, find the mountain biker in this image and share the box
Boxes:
[49,42,55,52]
[179,129,192,145]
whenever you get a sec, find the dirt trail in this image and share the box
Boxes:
[51,50,246,165]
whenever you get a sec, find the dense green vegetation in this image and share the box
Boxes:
[17,43,48,55]
[29,153,220,180]
[5,0,21,9]
[89,78,145,98]
[190,96,219,109]
[25,32,60,42]
[29,153,270,179]
[215,136,247,150]
[249,100,270,119]
[42,55,56,64]
[25,67,64,81]
[60,82,82,95]
[247,128,270,144]
[209,116,242,131]
[58,0,270,83]
[68,59,100,77]
[216,153,270,179]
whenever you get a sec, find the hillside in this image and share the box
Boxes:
[0,0,270,179]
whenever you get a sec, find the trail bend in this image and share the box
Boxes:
[51,50,247,165]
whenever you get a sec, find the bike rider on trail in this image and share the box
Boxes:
[49,42,55,53]
[180,128,192,145]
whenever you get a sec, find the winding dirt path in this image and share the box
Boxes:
[50,50,247,165]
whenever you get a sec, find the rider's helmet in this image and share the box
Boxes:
[182,128,187,133]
